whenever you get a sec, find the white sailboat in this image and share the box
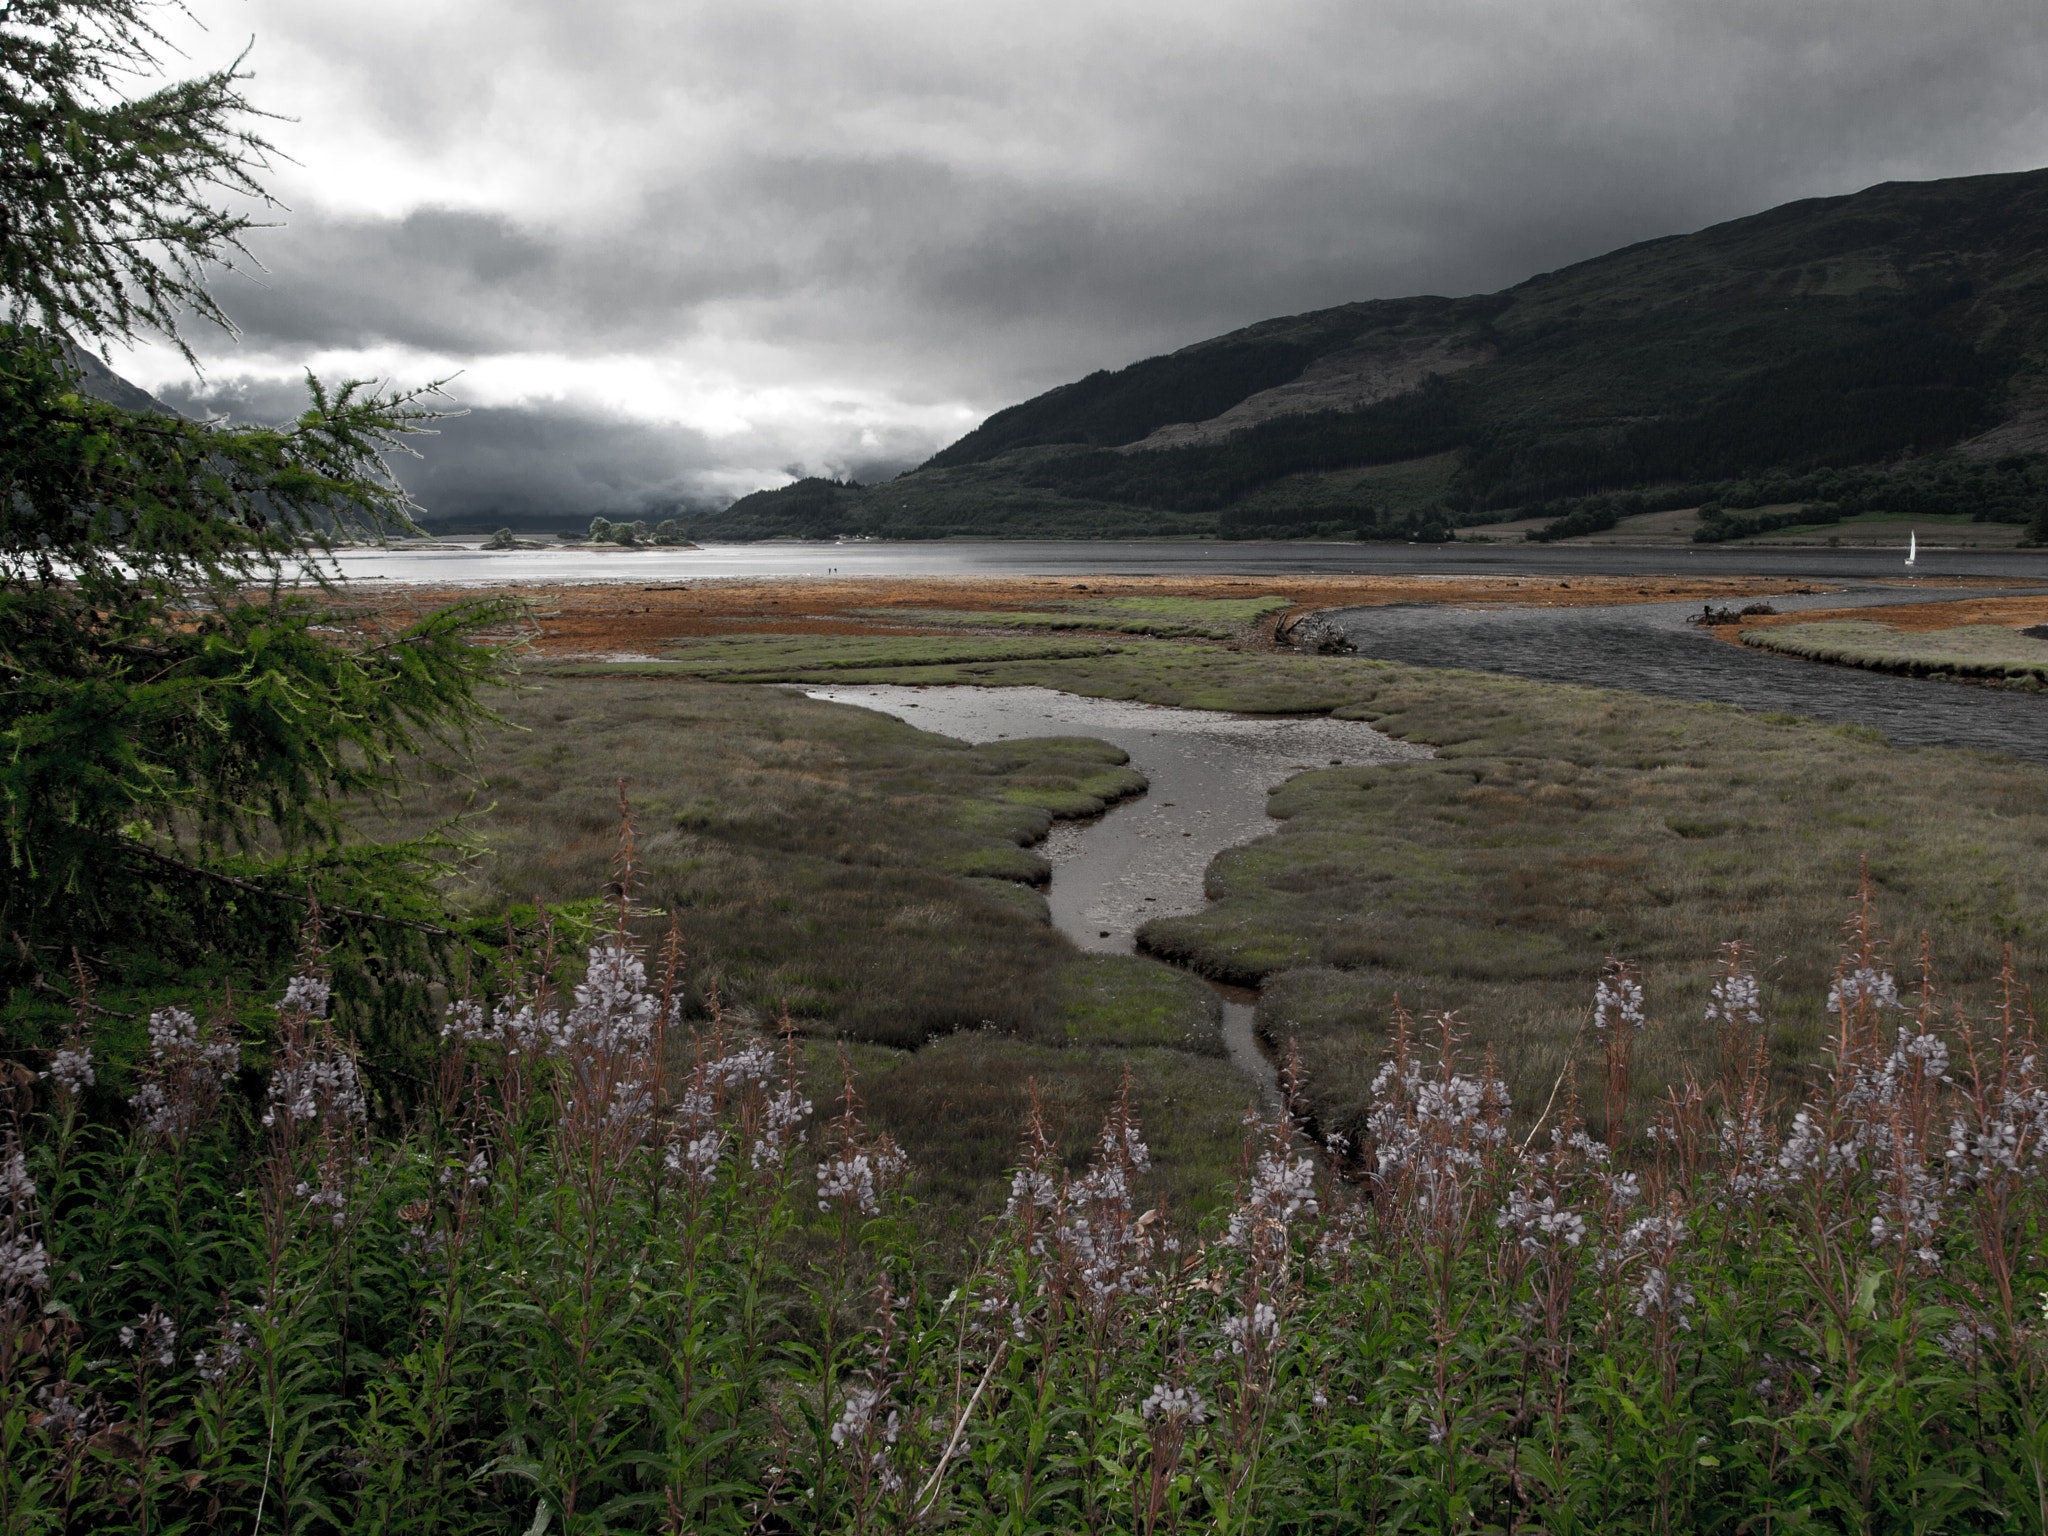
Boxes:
[1905,530,1917,569]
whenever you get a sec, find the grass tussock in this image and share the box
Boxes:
[1741,619,2048,685]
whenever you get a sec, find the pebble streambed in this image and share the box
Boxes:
[801,685,1431,1106]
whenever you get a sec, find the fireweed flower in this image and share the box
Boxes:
[752,1087,813,1171]
[193,1314,255,1384]
[1497,1190,1588,1252]
[44,1044,93,1095]
[1226,1146,1319,1250]
[1051,1111,1156,1312]
[665,1129,724,1182]
[294,1179,349,1226]
[1366,1039,1512,1221]
[0,1148,33,1205]
[1595,968,1646,1032]
[0,1234,49,1292]
[1620,1214,1696,1328]
[120,1306,178,1369]
[1830,967,1901,1015]
[1705,967,1764,1030]
[263,1036,367,1128]
[1140,1383,1208,1423]
[130,1005,241,1141]
[709,1039,777,1088]
[32,1385,93,1440]
[830,1385,906,1495]
[817,1152,879,1215]
[1220,1301,1281,1357]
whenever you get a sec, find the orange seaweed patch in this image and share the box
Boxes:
[363,573,1901,658]
[1729,592,2048,638]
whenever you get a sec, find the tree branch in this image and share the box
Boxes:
[121,840,454,937]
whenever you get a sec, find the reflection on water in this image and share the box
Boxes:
[1328,586,2048,763]
[802,684,1430,1106]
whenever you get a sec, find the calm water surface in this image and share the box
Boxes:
[1324,585,2048,762]
[327,539,2048,586]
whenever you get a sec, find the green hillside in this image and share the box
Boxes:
[700,168,2048,542]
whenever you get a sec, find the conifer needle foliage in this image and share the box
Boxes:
[0,1,518,961]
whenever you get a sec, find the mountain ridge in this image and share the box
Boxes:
[699,167,2048,542]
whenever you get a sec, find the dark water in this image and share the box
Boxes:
[1325,585,2048,762]
[328,539,2048,586]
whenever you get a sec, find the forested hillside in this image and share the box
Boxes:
[702,167,2048,541]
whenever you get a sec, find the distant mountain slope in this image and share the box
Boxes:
[702,168,2048,542]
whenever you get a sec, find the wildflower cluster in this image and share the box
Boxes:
[130,1002,241,1143]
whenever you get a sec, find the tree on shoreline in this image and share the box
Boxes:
[0,0,516,966]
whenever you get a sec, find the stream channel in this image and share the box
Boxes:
[802,685,1432,1107]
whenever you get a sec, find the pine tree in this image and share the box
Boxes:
[0,0,517,963]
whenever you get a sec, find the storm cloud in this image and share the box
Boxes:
[112,0,2048,518]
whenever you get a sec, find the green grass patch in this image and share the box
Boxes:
[851,607,1240,639]
[1048,954,1226,1055]
[1740,620,2048,683]
[370,682,1170,1050]
[546,633,1125,680]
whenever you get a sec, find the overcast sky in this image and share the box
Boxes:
[113,0,2048,524]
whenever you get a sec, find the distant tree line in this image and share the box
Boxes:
[1453,318,2004,512]
[1521,453,2048,543]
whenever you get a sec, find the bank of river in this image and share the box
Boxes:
[1326,584,2048,762]
[802,684,1429,1105]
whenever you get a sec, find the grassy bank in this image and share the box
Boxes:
[1740,619,2048,684]
[359,678,1243,1231]
[544,640,2048,1154]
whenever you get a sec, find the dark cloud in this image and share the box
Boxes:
[154,0,2048,496]
[157,376,928,529]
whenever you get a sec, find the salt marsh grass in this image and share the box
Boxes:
[532,644,2048,1164]
[1742,620,2048,685]
[360,678,1248,1225]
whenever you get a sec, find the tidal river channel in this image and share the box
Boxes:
[803,685,1431,1105]
[1325,583,2048,763]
